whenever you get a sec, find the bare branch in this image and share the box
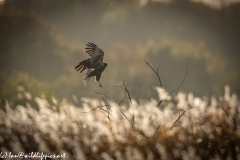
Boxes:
[122,80,132,104]
[101,96,108,108]
[117,98,131,123]
[131,114,135,130]
[95,91,114,102]
[118,98,126,106]
[114,80,134,127]
[171,110,186,128]
[114,79,132,104]
[98,108,114,117]
[101,96,111,121]
[81,105,110,114]
[169,63,188,94]
[145,61,188,108]
[94,90,113,121]
[157,100,163,107]
[118,108,130,122]
[145,60,162,87]
[145,60,163,107]
[82,91,114,121]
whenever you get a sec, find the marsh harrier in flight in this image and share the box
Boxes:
[75,42,107,87]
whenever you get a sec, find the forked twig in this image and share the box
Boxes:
[122,80,132,104]
[81,105,111,115]
[93,85,133,126]
[114,79,132,104]
[98,108,114,117]
[145,60,162,87]
[82,94,113,121]
[145,60,188,107]
[169,63,188,94]
[95,91,114,102]
[94,91,113,121]
[145,60,163,107]
[114,80,135,128]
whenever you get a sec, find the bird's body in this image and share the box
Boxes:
[75,42,107,87]
[83,63,107,87]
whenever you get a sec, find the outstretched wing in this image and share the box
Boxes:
[75,58,91,73]
[85,42,104,63]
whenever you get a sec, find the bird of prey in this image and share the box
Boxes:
[75,42,107,87]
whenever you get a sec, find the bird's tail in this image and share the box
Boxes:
[83,69,94,86]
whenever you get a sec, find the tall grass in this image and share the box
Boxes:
[0,86,239,160]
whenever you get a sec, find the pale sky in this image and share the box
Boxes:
[0,0,240,8]
[138,0,240,8]
[190,0,240,8]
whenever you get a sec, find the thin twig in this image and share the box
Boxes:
[94,90,113,121]
[81,105,109,114]
[117,98,131,123]
[131,114,135,130]
[118,108,130,122]
[145,60,162,87]
[114,80,134,127]
[99,108,114,117]
[157,100,163,107]
[169,63,188,94]
[113,82,123,87]
[118,98,126,106]
[145,60,163,107]
[171,110,186,128]
[95,91,114,102]
[114,79,132,104]
[101,96,111,121]
[122,80,132,104]
[154,125,161,137]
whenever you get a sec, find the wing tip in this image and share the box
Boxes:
[86,42,97,47]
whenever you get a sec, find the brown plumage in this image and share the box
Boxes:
[75,42,107,87]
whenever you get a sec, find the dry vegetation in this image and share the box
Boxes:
[0,84,239,160]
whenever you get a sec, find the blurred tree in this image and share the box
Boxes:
[0,72,57,111]
[0,13,66,84]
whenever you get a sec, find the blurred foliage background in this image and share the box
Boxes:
[0,0,240,103]
[0,1,240,159]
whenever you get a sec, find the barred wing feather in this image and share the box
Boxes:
[85,42,104,63]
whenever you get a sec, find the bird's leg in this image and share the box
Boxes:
[98,81,103,88]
